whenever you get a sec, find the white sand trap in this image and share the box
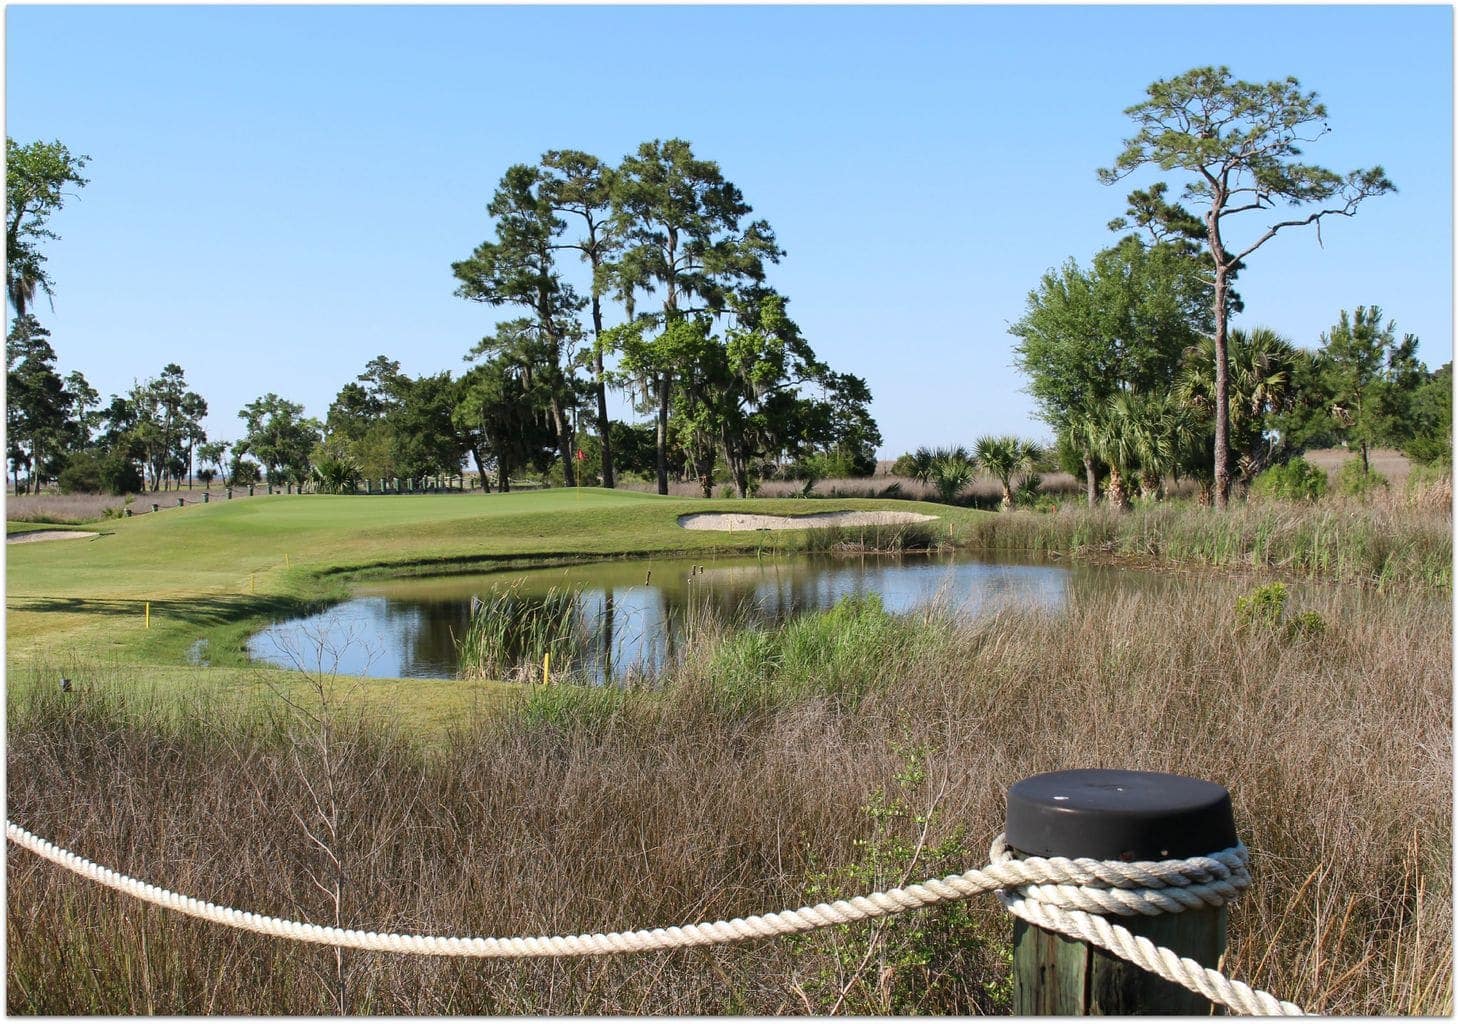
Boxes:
[678,510,937,532]
[7,530,98,544]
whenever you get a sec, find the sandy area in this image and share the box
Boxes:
[7,530,98,544]
[677,510,937,532]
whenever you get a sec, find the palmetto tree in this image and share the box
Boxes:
[974,435,1043,510]
[927,445,976,505]
[1092,397,1143,511]
[1179,327,1299,484]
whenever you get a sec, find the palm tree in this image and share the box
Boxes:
[927,445,976,505]
[974,435,1043,510]
[1092,397,1142,511]
[1179,327,1299,486]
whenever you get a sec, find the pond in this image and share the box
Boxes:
[246,552,1096,683]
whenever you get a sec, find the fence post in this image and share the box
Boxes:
[1006,769,1236,1015]
[202,491,209,503]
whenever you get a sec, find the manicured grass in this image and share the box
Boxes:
[7,489,974,720]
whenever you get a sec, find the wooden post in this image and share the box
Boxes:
[177,497,185,507]
[151,502,159,513]
[1006,769,1236,1015]
[248,484,254,497]
[202,491,209,503]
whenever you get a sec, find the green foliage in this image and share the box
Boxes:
[6,137,89,316]
[1321,306,1426,467]
[1235,582,1326,642]
[702,595,915,711]
[237,393,321,485]
[457,584,591,683]
[1235,581,1289,632]
[1102,66,1394,502]
[974,435,1043,510]
[890,452,919,478]
[1401,363,1451,467]
[57,448,141,496]
[1250,458,1328,503]
[791,745,1008,1014]
[1336,457,1388,498]
[923,446,975,505]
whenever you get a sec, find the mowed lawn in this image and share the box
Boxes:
[7,490,971,732]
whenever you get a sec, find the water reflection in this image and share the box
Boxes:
[248,552,1077,682]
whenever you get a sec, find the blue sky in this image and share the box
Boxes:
[6,4,1453,458]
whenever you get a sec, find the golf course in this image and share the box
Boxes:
[6,490,972,731]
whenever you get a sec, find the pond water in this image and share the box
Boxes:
[247,552,1093,682]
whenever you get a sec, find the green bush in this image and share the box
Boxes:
[1235,581,1326,641]
[1336,458,1388,498]
[58,449,143,496]
[1249,458,1327,502]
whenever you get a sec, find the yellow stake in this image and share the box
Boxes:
[250,573,255,595]
[284,553,290,568]
[543,651,551,687]
[144,602,150,630]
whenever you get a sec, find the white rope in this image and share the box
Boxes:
[6,820,1303,1015]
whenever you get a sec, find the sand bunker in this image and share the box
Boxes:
[7,530,98,544]
[677,510,937,532]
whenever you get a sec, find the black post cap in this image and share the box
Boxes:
[1006,769,1236,861]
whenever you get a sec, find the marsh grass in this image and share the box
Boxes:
[7,572,1448,1015]
[456,584,592,683]
[955,498,1452,588]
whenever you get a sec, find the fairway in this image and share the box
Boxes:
[6,490,972,723]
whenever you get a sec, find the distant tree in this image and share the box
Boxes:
[6,138,89,317]
[1010,237,1208,505]
[1320,306,1424,473]
[926,446,976,505]
[1102,66,1394,507]
[974,435,1044,510]
[197,440,230,487]
[453,353,554,492]
[1402,363,1452,467]
[454,164,585,484]
[237,393,321,484]
[63,370,100,449]
[610,138,781,493]
[541,149,621,488]
[1177,327,1300,492]
[6,314,69,492]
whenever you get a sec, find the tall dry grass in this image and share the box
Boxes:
[956,496,1452,589]
[6,576,1449,1015]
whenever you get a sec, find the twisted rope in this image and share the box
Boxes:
[6,821,1303,1014]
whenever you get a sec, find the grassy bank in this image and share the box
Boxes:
[7,578,1449,1015]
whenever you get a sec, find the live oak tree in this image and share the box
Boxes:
[1101,66,1394,507]
[238,393,321,486]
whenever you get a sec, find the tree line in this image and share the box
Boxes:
[7,137,881,496]
[1007,66,1448,509]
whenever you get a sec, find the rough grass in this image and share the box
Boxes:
[7,579,1449,1015]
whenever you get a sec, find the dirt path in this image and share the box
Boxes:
[677,510,937,531]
